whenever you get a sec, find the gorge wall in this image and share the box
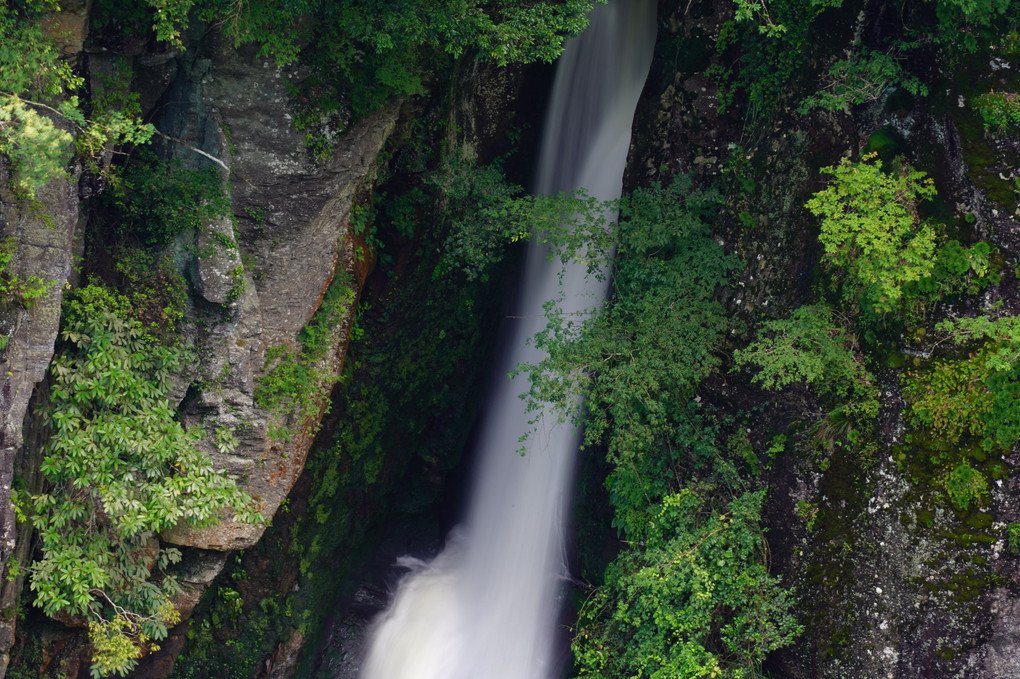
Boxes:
[1,0,1019,678]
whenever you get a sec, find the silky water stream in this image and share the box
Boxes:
[359,3,655,677]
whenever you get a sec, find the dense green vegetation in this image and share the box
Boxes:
[2,0,598,196]
[805,155,937,315]
[0,2,153,197]
[198,0,597,118]
[519,177,800,677]
[32,284,258,676]
[2,0,1020,675]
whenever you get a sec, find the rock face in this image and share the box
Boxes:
[0,152,81,676]
[635,3,1020,678]
[2,11,397,678]
[144,31,399,552]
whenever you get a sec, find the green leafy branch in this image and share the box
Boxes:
[798,49,928,114]
[30,284,260,676]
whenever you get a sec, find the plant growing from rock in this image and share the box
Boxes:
[806,154,938,315]
[0,236,51,308]
[0,4,154,197]
[734,303,880,427]
[515,177,798,674]
[104,151,229,247]
[572,487,801,679]
[798,49,927,115]
[944,462,988,510]
[972,91,1020,136]
[30,284,259,676]
[254,273,357,433]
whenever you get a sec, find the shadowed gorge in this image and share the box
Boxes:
[0,0,1019,677]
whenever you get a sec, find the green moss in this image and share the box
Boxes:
[948,61,1020,209]
[861,126,909,166]
[796,444,872,663]
[885,350,908,369]
[962,511,994,531]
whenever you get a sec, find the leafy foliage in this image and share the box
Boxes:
[933,0,1020,52]
[798,50,928,114]
[972,91,1020,136]
[945,462,988,510]
[31,284,258,676]
[910,240,996,302]
[902,351,994,448]
[91,0,197,47]
[525,177,738,474]
[0,4,153,196]
[198,0,598,119]
[254,272,356,428]
[805,154,938,314]
[103,150,229,246]
[111,248,189,337]
[708,0,836,124]
[429,155,607,282]
[733,304,879,422]
[511,176,795,674]
[0,236,51,308]
[899,315,1020,511]
[902,315,1020,452]
[0,4,79,194]
[573,487,800,679]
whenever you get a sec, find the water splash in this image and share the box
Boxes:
[359,3,655,677]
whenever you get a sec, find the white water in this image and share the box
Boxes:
[359,3,655,678]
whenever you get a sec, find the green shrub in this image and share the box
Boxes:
[902,352,994,448]
[945,462,988,510]
[799,50,927,114]
[734,304,880,423]
[197,0,598,122]
[972,91,1020,136]
[112,248,188,337]
[0,4,80,195]
[933,0,1020,52]
[805,154,938,314]
[913,240,995,298]
[523,176,738,478]
[428,156,606,282]
[572,488,801,679]
[513,175,796,673]
[31,284,258,676]
[902,316,1020,460]
[106,151,228,246]
[928,316,1020,451]
[0,5,153,197]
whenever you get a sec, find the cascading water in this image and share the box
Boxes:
[359,3,655,677]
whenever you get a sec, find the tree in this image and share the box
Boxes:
[573,487,800,679]
[733,304,879,423]
[805,154,937,314]
[0,4,153,197]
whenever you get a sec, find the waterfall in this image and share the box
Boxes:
[359,3,655,677]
